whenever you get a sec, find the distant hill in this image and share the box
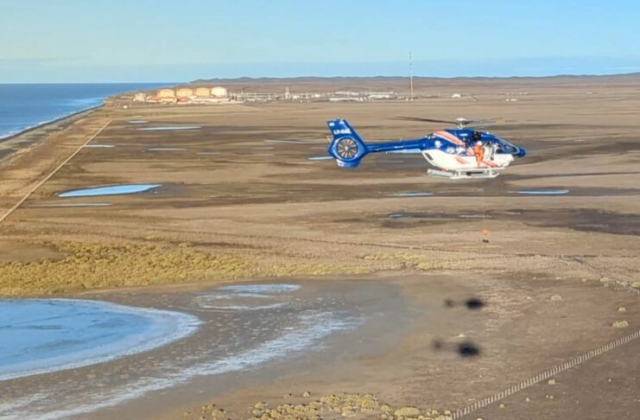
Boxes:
[186,73,640,95]
[192,73,640,84]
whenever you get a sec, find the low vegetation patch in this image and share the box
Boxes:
[0,241,373,296]
[363,252,437,271]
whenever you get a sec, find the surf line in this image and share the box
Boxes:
[0,119,113,224]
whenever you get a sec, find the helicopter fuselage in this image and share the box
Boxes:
[326,119,526,179]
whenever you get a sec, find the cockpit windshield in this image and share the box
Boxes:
[495,137,519,154]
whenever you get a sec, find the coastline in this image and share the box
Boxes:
[0,105,102,164]
[0,104,102,143]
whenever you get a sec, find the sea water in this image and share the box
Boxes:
[0,83,170,140]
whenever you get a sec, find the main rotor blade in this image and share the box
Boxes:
[466,118,498,125]
[392,116,457,124]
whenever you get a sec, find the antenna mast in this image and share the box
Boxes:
[409,51,414,101]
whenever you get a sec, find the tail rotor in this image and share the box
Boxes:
[327,119,368,168]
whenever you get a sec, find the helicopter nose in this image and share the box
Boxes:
[517,148,526,158]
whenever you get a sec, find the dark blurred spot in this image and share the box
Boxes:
[482,239,489,243]
[458,342,480,357]
[444,299,454,308]
[465,298,484,310]
[432,339,444,350]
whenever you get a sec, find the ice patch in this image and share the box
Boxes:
[510,189,570,195]
[84,144,115,148]
[58,184,161,198]
[138,126,201,131]
[218,284,301,294]
[3,311,359,420]
[194,284,300,311]
[128,120,148,124]
[0,299,201,382]
[308,156,334,161]
[389,192,434,197]
[28,203,112,208]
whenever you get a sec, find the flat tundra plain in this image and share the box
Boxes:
[0,76,639,420]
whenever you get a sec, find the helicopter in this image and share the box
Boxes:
[326,117,526,179]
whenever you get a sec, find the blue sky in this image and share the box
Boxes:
[2,0,640,82]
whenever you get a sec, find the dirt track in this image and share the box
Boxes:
[1,76,639,419]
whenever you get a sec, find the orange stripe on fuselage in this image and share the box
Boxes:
[434,131,465,146]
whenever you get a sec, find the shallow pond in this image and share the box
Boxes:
[137,126,201,131]
[0,299,200,381]
[58,184,162,198]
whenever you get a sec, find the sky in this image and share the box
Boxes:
[1,0,640,83]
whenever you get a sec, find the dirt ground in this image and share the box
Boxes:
[1,76,639,420]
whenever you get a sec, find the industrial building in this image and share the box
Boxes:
[157,89,176,98]
[211,86,228,98]
[133,92,147,102]
[176,88,194,98]
[195,87,210,97]
[130,84,403,106]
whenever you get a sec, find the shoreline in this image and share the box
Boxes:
[0,105,105,165]
[0,104,102,144]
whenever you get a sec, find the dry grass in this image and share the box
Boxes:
[263,262,371,277]
[363,252,436,271]
[0,241,373,296]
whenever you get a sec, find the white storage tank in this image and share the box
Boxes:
[211,86,228,98]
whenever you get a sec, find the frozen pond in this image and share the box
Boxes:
[194,284,302,311]
[389,191,434,197]
[0,281,415,420]
[58,184,162,198]
[28,203,112,208]
[137,126,201,131]
[0,299,200,381]
[510,189,570,195]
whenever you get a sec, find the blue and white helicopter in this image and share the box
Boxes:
[326,117,526,179]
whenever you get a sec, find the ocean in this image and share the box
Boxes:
[0,83,171,140]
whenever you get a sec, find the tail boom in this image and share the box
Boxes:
[327,119,435,167]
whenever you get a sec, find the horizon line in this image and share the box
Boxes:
[3,70,640,85]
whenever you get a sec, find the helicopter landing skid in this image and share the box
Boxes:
[427,168,501,180]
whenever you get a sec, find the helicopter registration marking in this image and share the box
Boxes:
[333,128,352,135]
